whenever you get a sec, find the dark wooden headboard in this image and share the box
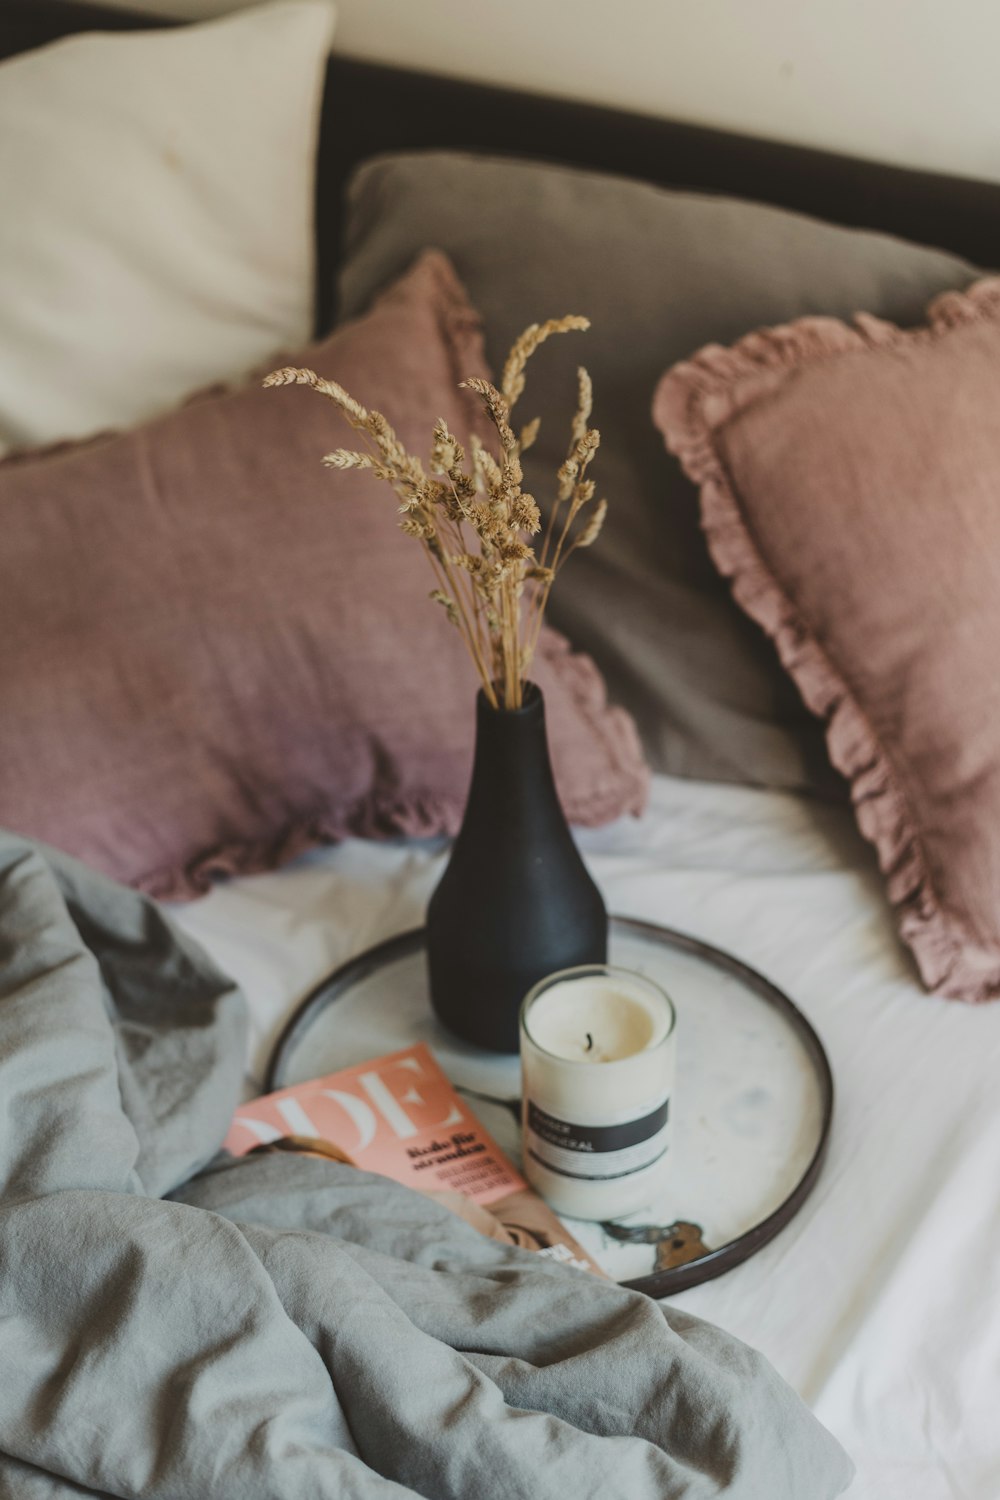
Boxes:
[3,0,998,336]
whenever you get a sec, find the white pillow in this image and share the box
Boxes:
[0,0,336,453]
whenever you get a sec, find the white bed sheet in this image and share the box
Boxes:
[174,774,1000,1500]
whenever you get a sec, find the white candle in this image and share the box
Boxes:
[520,965,676,1220]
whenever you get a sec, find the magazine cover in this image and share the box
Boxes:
[225,1042,604,1275]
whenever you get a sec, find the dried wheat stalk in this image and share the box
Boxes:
[264,316,606,710]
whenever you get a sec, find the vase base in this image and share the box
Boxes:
[426,930,608,1055]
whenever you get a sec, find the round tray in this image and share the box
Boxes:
[266,917,833,1299]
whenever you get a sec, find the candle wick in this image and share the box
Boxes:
[585,1033,594,1052]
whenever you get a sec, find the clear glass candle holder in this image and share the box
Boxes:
[520,964,677,1221]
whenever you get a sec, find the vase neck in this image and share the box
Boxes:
[461,684,566,838]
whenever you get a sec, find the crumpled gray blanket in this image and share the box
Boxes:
[0,831,853,1499]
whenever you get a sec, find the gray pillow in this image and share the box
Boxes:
[338,151,977,791]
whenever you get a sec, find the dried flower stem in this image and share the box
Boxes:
[264,315,606,710]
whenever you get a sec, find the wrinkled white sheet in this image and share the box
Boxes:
[174,776,1000,1500]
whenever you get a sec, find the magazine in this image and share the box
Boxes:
[224,1042,604,1276]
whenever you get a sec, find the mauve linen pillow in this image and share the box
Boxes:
[338,150,978,794]
[0,251,647,899]
[654,278,1000,1003]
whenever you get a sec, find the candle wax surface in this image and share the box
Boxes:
[525,976,671,1064]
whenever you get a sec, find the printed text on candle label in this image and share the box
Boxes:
[525,1097,670,1182]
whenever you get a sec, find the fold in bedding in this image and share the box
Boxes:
[0,832,853,1499]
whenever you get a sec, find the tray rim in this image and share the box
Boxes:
[264,917,834,1299]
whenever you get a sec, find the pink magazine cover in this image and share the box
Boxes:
[224,1042,603,1275]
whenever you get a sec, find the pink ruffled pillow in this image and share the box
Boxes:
[655,278,1000,1003]
[0,251,648,898]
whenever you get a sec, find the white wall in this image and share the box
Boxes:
[82,0,1000,184]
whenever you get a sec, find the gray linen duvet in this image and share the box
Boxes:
[0,831,853,1498]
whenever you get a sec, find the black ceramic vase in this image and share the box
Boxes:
[426,683,608,1053]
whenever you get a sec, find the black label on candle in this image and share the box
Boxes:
[525,1098,670,1181]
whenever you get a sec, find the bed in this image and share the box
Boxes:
[4,5,1000,1497]
[171,776,1000,1500]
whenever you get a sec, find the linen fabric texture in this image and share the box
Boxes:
[0,0,335,453]
[0,251,647,899]
[0,827,854,1499]
[655,278,1000,1003]
[338,150,978,792]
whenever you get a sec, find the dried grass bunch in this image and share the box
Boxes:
[264,316,605,710]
